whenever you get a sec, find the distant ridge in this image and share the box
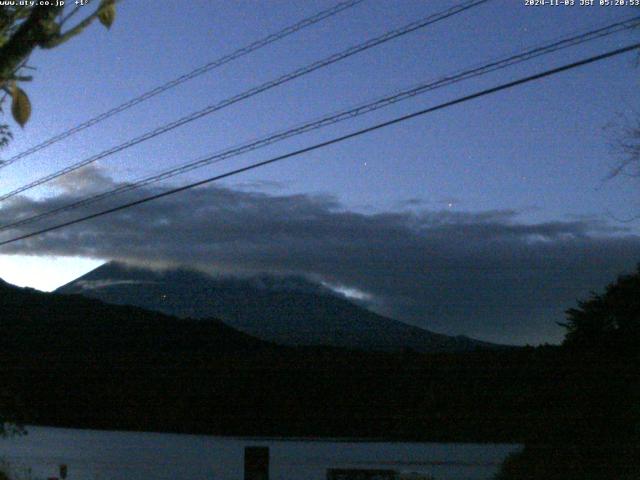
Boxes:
[58,261,498,353]
[0,273,274,358]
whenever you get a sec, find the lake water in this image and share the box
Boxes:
[0,426,520,480]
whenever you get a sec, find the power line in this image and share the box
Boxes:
[1,42,637,248]
[0,0,490,203]
[0,0,366,170]
[2,15,637,232]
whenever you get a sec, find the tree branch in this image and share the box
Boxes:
[41,0,120,49]
[59,5,83,28]
[40,9,101,49]
[0,5,64,81]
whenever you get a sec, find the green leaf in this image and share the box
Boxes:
[98,2,116,29]
[11,85,30,128]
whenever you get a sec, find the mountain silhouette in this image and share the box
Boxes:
[57,261,497,352]
[0,274,272,357]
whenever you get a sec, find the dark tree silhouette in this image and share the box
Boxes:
[561,264,640,354]
[495,266,640,480]
[610,116,640,181]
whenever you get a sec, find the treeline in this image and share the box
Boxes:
[0,277,637,448]
[494,266,640,479]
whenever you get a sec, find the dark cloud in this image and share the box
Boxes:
[227,179,287,192]
[1,168,639,345]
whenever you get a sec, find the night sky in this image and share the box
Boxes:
[1,0,639,345]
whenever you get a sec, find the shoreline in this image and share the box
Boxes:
[16,424,522,446]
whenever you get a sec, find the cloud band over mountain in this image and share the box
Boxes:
[2,166,639,344]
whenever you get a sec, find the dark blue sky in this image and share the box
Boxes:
[0,0,639,344]
[4,0,638,218]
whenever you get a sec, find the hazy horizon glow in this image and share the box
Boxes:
[0,254,103,291]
